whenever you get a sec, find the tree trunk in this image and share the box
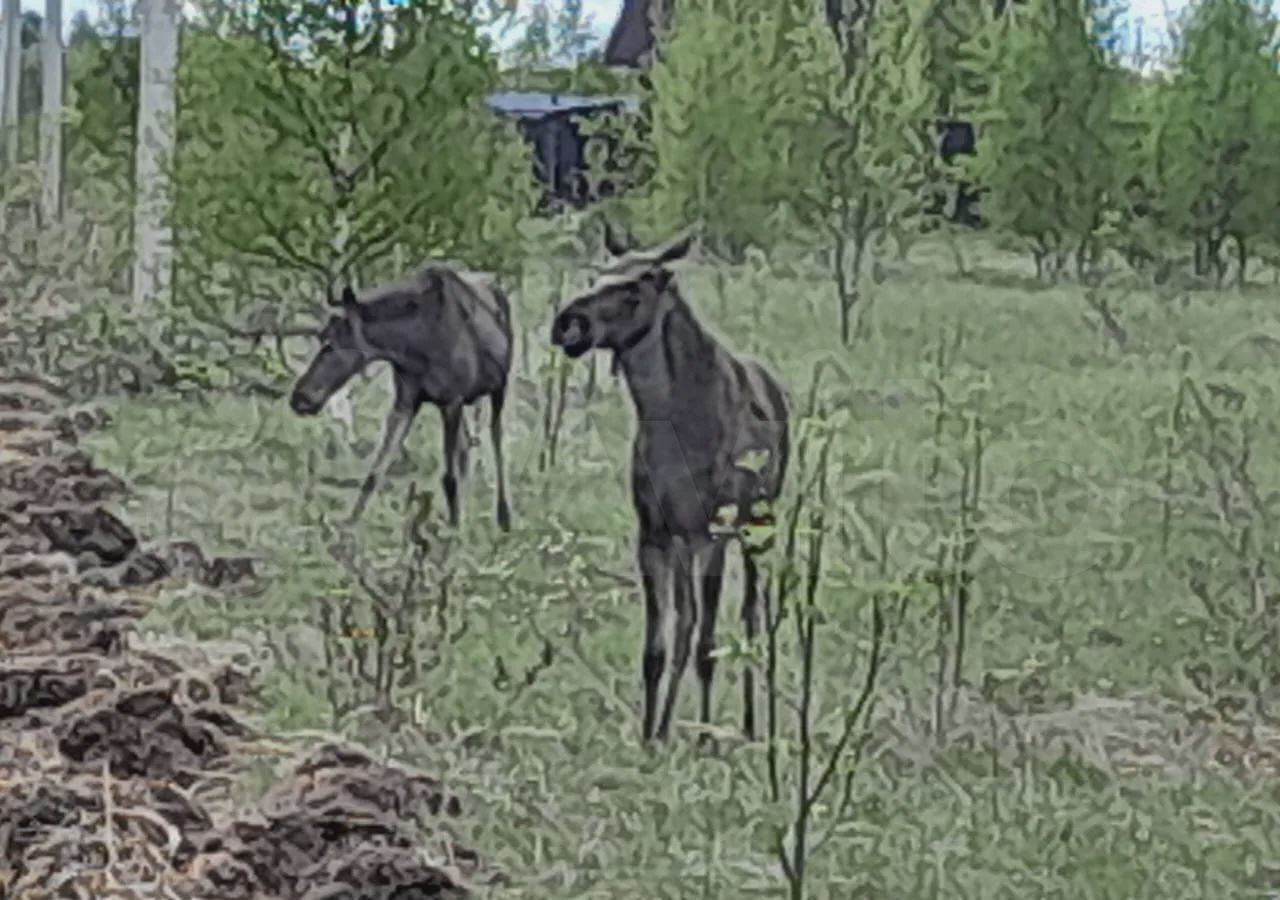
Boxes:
[1235,233,1247,288]
[131,0,180,310]
[1207,232,1225,287]
[39,0,64,227]
[833,230,852,346]
[0,0,19,168]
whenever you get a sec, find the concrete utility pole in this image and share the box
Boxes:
[131,0,181,309]
[0,0,21,168]
[40,0,65,225]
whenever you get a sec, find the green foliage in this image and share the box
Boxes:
[508,0,554,67]
[924,0,992,116]
[507,0,596,67]
[1152,0,1280,281]
[174,0,538,324]
[499,57,642,96]
[1160,360,1280,719]
[632,0,811,257]
[64,2,138,197]
[87,240,1280,897]
[790,0,939,342]
[552,0,598,63]
[1106,72,1170,276]
[968,0,1120,278]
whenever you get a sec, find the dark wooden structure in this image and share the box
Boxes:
[934,119,983,226]
[485,91,641,212]
[603,0,662,68]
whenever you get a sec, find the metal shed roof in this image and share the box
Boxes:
[485,91,641,119]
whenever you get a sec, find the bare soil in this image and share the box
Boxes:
[0,374,487,899]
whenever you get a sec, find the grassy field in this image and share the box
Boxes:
[85,233,1280,897]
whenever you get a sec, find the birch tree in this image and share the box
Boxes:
[131,0,180,309]
[175,0,535,313]
[792,0,939,344]
[40,0,63,225]
[1154,0,1280,284]
[968,0,1119,281]
[640,0,811,258]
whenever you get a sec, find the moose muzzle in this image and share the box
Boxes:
[551,310,593,358]
[288,388,324,416]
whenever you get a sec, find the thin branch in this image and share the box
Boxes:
[242,202,331,278]
[803,592,886,811]
[258,20,346,187]
[190,311,318,344]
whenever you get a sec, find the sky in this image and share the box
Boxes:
[20,0,621,50]
[16,0,1207,67]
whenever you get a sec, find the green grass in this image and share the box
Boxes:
[86,235,1280,897]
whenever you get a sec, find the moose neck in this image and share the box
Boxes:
[351,302,430,372]
[615,292,718,421]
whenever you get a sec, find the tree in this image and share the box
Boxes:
[19,8,37,48]
[923,0,992,118]
[65,3,138,195]
[68,9,98,46]
[967,0,1120,280]
[791,0,939,344]
[40,0,65,226]
[132,0,181,310]
[553,0,597,63]
[635,0,810,258]
[1153,0,1280,284]
[509,0,553,67]
[174,0,536,325]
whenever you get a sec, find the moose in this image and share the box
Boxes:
[550,226,791,743]
[289,263,513,531]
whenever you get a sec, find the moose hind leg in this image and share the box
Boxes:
[695,541,727,744]
[440,404,466,526]
[638,540,671,742]
[490,388,511,531]
[656,546,697,742]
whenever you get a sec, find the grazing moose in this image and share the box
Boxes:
[289,264,513,531]
[550,227,790,743]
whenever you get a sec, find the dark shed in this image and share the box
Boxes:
[935,119,983,226]
[485,91,642,211]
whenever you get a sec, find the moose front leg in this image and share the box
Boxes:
[655,542,696,742]
[638,539,672,742]
[348,404,415,524]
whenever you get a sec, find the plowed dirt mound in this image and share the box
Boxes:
[0,374,486,899]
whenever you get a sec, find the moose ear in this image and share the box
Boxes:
[327,284,353,308]
[657,232,694,264]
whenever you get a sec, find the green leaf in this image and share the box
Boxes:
[735,447,772,474]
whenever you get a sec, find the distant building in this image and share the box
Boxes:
[485,91,641,211]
